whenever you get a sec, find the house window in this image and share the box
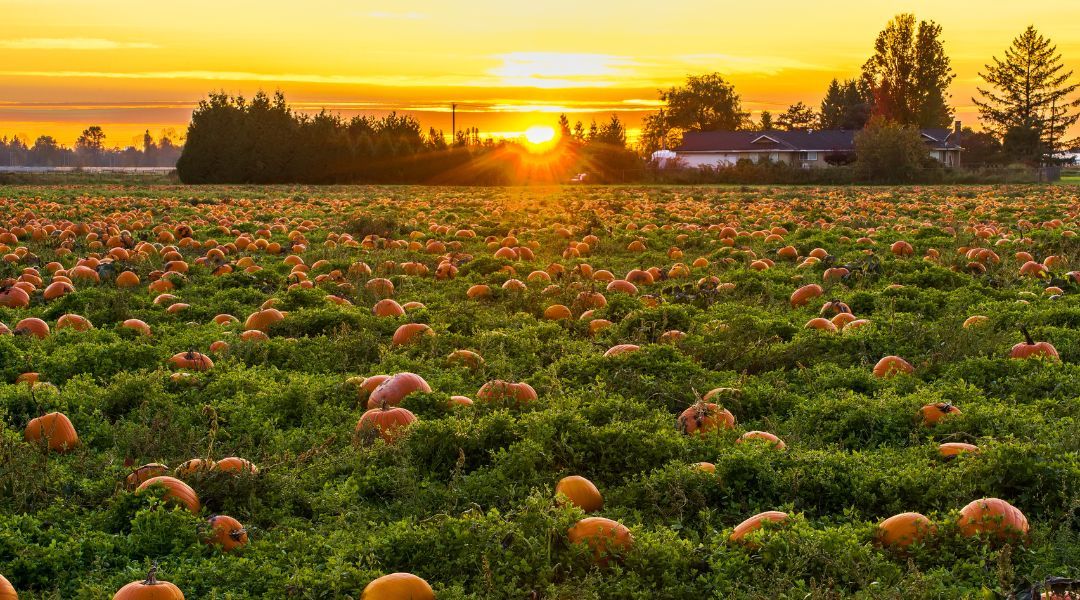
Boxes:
[799,152,818,161]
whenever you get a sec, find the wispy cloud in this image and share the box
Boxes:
[672,53,830,75]
[489,53,638,88]
[366,11,428,20]
[0,37,159,50]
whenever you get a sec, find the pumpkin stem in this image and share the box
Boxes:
[1020,325,1035,346]
[229,527,247,541]
[144,563,159,585]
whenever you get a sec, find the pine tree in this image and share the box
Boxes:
[820,78,874,129]
[973,25,1079,161]
[758,110,774,130]
[776,102,818,131]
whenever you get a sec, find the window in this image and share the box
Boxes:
[799,152,818,161]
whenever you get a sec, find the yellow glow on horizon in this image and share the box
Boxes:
[524,125,556,146]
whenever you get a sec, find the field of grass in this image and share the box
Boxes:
[0,184,1078,599]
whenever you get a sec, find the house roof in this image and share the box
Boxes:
[675,128,962,153]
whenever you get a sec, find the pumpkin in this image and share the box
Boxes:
[213,457,258,475]
[356,405,417,444]
[875,512,935,548]
[677,402,735,435]
[544,304,572,320]
[804,317,838,332]
[360,573,434,600]
[136,476,200,513]
[819,299,851,316]
[121,319,152,336]
[1010,326,1059,360]
[13,318,49,339]
[736,431,786,449]
[730,511,789,545]
[113,566,184,600]
[957,497,1029,543]
[206,515,248,552]
[872,355,914,378]
[243,308,284,332]
[0,286,31,308]
[603,343,640,357]
[555,475,603,512]
[790,284,823,308]
[125,464,169,490]
[476,380,537,407]
[56,313,92,331]
[168,351,214,371]
[372,299,406,317]
[939,442,979,458]
[567,517,633,565]
[449,395,474,407]
[962,315,989,328]
[919,402,961,426]
[447,349,484,369]
[368,373,431,408]
[24,412,79,452]
[175,458,214,478]
[392,323,433,346]
[0,574,14,599]
[890,240,914,256]
[693,461,716,473]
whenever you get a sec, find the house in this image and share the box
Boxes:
[672,122,963,169]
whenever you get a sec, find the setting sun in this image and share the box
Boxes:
[524,125,557,146]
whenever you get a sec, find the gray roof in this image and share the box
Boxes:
[675,128,961,152]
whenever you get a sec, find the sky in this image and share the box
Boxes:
[3,0,1080,147]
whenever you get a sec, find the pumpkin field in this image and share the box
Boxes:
[1,183,1079,599]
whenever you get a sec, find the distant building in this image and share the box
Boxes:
[672,123,963,169]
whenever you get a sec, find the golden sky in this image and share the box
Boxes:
[3,0,1080,146]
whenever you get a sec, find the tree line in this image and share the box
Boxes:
[0,127,181,168]
[640,15,1079,167]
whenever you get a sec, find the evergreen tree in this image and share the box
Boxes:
[776,102,818,130]
[758,110,774,130]
[973,25,1079,162]
[820,78,873,129]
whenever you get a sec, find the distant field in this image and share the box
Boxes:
[0,184,1077,599]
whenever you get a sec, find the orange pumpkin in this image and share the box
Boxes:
[919,402,962,426]
[136,476,201,513]
[730,511,789,545]
[873,356,913,378]
[1010,327,1059,361]
[169,351,214,371]
[392,323,433,346]
[368,373,432,408]
[957,497,1029,543]
[125,464,169,490]
[360,573,434,600]
[567,517,633,565]
[243,308,284,332]
[876,512,935,548]
[939,442,979,458]
[555,475,603,512]
[24,412,78,452]
[356,405,417,444]
[790,284,823,308]
[113,566,184,600]
[206,515,248,552]
[677,402,735,435]
[0,574,15,599]
[373,299,406,317]
[213,457,258,475]
[476,380,537,407]
[13,318,49,339]
[736,431,786,449]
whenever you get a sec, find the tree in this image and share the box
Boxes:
[758,110,775,130]
[958,128,1004,167]
[776,102,818,131]
[557,114,572,139]
[854,118,937,182]
[75,126,106,153]
[820,78,873,129]
[659,72,748,132]
[973,25,1079,162]
[638,110,681,154]
[862,13,954,128]
[30,135,62,166]
[592,115,627,147]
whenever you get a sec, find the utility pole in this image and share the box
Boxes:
[451,103,456,144]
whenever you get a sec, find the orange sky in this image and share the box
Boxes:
[3,0,1080,147]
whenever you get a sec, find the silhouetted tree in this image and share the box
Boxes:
[862,14,954,127]
[777,102,818,130]
[820,78,873,129]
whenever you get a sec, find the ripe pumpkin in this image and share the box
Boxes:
[736,431,786,449]
[476,380,537,407]
[730,511,789,545]
[113,566,184,600]
[356,405,418,444]
[175,458,214,478]
[213,457,258,475]
[1010,327,1059,361]
[14,318,49,339]
[368,373,431,408]
[0,574,14,599]
[957,497,1029,543]
[125,464,169,490]
[24,412,78,452]
[360,573,434,600]
[567,517,633,565]
[873,355,914,378]
[392,323,433,346]
[447,349,484,369]
[206,515,248,552]
[169,351,214,371]
[876,512,935,548]
[243,308,284,332]
[373,298,406,317]
[677,402,736,435]
[939,442,979,458]
[919,402,962,426]
[790,284,823,308]
[121,319,152,336]
[136,476,201,513]
[555,475,603,512]
[603,343,640,357]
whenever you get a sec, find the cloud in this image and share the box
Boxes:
[0,38,158,50]
[489,53,639,88]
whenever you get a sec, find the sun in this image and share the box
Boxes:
[524,125,557,147]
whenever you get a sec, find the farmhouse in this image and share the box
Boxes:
[672,123,963,169]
